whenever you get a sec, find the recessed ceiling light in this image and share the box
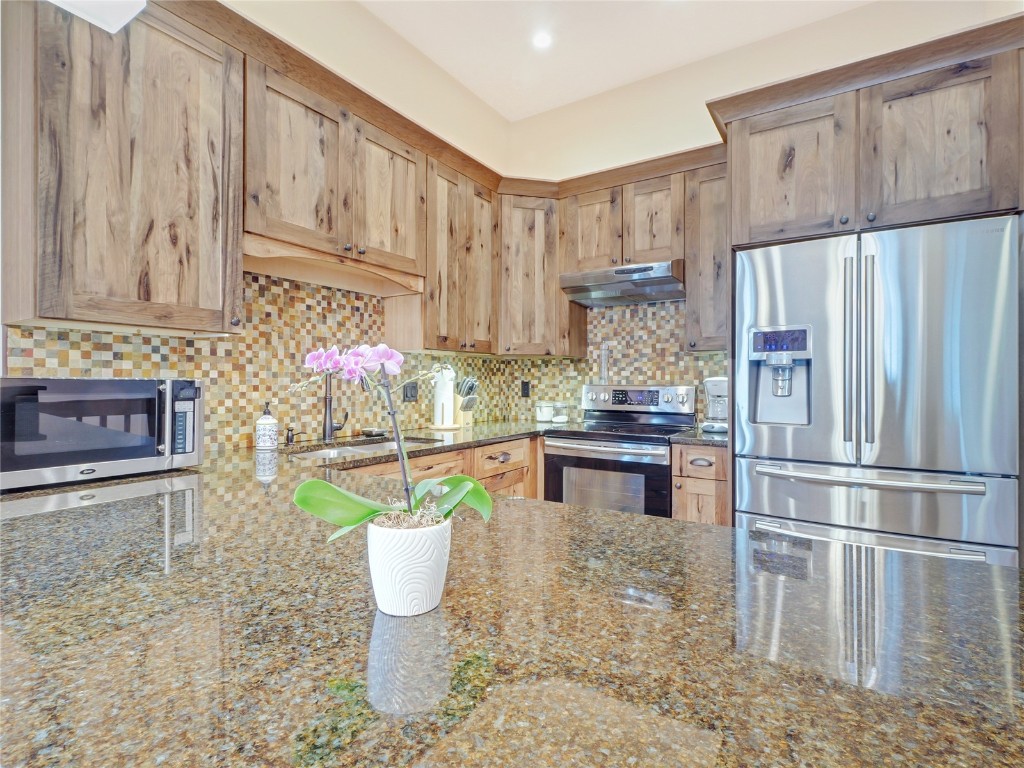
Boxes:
[532,30,553,50]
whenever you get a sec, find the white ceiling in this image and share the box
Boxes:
[359,0,870,121]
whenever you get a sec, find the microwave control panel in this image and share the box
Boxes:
[171,381,201,455]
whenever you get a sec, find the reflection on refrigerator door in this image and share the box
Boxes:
[735,515,1020,710]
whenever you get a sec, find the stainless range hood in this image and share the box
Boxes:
[559,260,685,307]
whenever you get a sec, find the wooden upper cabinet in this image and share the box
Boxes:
[245,59,347,256]
[465,182,498,354]
[425,159,464,351]
[859,52,1020,229]
[729,93,858,247]
[21,4,244,333]
[623,174,685,264]
[352,118,427,276]
[559,187,623,272]
[245,62,425,277]
[683,164,728,352]
[499,196,560,355]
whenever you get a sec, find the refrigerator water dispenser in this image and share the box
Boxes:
[748,326,811,425]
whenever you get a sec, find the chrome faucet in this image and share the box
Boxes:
[321,373,349,442]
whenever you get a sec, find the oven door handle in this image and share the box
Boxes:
[544,440,668,458]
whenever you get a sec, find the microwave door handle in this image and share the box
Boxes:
[754,463,986,495]
[752,519,988,562]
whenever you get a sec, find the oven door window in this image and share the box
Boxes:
[545,454,670,517]
[1,380,161,472]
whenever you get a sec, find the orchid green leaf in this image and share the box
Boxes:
[326,510,386,542]
[432,481,474,519]
[292,479,391,531]
[416,474,492,522]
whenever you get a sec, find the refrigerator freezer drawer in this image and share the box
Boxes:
[735,458,1018,549]
[736,512,1018,568]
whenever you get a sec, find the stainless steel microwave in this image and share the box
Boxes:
[0,378,203,491]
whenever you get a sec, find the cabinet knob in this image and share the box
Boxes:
[624,257,631,263]
[343,243,353,252]
[688,341,696,348]
[839,215,849,225]
[505,345,511,352]
[469,342,476,349]
[460,342,467,349]
[675,482,682,490]
[611,258,618,264]
[357,247,367,255]
[866,212,877,223]
[230,315,241,327]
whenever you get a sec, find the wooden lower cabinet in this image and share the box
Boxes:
[671,444,730,526]
[350,437,538,499]
[672,477,729,526]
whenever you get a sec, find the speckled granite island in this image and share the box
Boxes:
[2,446,1021,767]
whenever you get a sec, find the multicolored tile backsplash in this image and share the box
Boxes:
[4,273,727,451]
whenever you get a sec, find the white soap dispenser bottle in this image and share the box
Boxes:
[255,401,278,451]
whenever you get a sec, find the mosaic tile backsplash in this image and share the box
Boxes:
[4,273,727,452]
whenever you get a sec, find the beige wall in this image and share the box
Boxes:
[226,1,1017,179]
[508,0,1021,179]
[222,0,511,172]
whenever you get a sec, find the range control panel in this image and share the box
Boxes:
[581,384,695,414]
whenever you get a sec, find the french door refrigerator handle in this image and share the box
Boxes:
[863,253,876,445]
[843,256,855,443]
[753,463,987,495]
[751,519,989,561]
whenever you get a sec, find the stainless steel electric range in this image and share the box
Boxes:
[543,384,696,517]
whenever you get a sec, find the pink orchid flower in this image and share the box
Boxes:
[377,344,404,376]
[321,345,342,372]
[304,348,326,371]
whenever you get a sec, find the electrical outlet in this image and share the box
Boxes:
[520,380,531,397]
[402,382,418,402]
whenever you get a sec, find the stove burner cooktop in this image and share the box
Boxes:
[545,421,697,445]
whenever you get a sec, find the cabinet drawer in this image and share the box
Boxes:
[474,438,531,476]
[352,449,467,482]
[672,445,726,480]
[480,466,529,497]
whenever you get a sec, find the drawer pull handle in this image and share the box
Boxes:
[689,458,713,467]
[487,451,512,464]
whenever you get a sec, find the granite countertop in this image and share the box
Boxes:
[2,450,1021,767]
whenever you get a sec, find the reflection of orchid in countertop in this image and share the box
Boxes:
[289,342,492,538]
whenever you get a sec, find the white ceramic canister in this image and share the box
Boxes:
[254,402,278,450]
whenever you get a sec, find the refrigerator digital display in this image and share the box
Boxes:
[612,390,660,406]
[752,329,808,353]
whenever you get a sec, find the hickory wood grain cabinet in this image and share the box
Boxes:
[559,188,623,272]
[622,174,685,265]
[417,159,497,352]
[500,196,586,357]
[1,3,244,334]
[683,164,729,351]
[672,444,730,526]
[351,438,539,498]
[730,51,1021,246]
[245,60,427,277]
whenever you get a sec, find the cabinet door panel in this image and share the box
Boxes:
[623,175,683,264]
[245,61,342,256]
[425,159,464,351]
[561,187,622,272]
[499,196,558,355]
[354,119,427,276]
[38,4,243,332]
[683,164,728,351]
[672,477,729,526]
[466,183,497,353]
[860,53,1020,228]
[730,93,857,246]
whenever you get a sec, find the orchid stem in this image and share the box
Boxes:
[377,373,414,514]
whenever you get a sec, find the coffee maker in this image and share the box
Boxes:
[701,377,728,433]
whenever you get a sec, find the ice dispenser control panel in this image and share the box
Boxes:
[748,326,812,360]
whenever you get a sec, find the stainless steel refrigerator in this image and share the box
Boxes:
[734,216,1020,567]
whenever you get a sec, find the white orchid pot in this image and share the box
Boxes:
[366,517,452,617]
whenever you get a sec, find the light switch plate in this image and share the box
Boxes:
[403,382,418,402]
